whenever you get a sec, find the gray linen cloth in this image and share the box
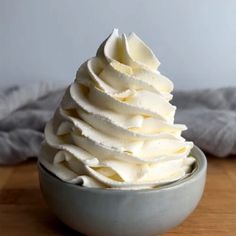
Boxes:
[0,82,235,164]
[0,82,64,164]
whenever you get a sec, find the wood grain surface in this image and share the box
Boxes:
[0,155,236,236]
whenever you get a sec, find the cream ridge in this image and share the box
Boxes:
[39,29,195,189]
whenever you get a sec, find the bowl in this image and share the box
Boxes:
[38,145,207,236]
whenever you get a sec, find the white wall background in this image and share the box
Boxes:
[1,0,236,89]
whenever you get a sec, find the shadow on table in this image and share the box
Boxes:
[21,191,86,236]
[46,216,86,236]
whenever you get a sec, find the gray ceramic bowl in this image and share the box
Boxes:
[38,145,207,236]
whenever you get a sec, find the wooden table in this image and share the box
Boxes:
[0,155,236,236]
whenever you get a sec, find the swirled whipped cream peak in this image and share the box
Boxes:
[39,29,195,189]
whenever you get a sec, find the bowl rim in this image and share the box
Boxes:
[38,145,207,194]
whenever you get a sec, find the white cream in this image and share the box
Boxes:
[39,29,195,189]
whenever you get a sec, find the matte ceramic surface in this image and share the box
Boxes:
[38,145,207,236]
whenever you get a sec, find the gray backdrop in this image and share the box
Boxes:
[1,0,235,89]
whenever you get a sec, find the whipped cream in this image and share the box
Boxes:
[39,29,195,189]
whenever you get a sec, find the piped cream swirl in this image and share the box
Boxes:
[39,29,195,189]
